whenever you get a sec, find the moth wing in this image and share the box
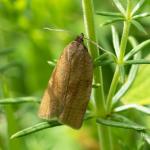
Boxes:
[58,43,93,129]
[38,69,59,119]
[38,46,70,120]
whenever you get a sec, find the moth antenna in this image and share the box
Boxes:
[84,37,106,52]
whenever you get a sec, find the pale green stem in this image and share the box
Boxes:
[119,21,131,62]
[119,0,132,62]
[82,0,105,116]
[106,65,120,112]
[106,0,132,113]
[82,0,113,150]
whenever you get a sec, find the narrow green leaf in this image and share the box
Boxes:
[113,0,125,15]
[114,104,150,115]
[111,25,120,58]
[11,120,61,139]
[96,11,123,17]
[125,39,150,60]
[47,60,56,67]
[110,114,148,142]
[94,60,114,67]
[0,97,40,104]
[111,114,139,124]
[141,132,150,145]
[94,53,108,62]
[96,118,146,131]
[43,27,69,32]
[112,114,150,145]
[11,113,94,139]
[100,60,114,66]
[125,59,150,65]
[119,65,125,83]
[128,36,139,48]
[100,18,124,26]
[94,54,112,67]
[131,0,146,15]
[133,12,150,19]
[112,37,141,106]
[131,20,147,35]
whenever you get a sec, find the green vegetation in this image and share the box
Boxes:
[0,0,150,149]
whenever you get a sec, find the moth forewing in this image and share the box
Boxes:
[38,70,59,119]
[38,34,93,129]
[38,49,70,119]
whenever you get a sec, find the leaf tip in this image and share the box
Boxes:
[10,134,16,140]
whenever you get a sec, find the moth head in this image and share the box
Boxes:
[75,33,84,43]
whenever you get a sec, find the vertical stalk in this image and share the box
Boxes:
[106,65,119,112]
[106,0,132,113]
[119,0,132,62]
[82,0,105,116]
[82,0,113,149]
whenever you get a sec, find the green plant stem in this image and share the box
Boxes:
[106,65,120,112]
[106,0,132,113]
[82,0,113,150]
[119,0,132,62]
[82,0,105,116]
[119,21,130,61]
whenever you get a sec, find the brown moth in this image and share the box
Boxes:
[38,33,93,129]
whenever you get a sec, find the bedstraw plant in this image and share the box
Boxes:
[0,0,150,149]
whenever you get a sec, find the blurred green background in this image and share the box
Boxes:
[0,0,150,150]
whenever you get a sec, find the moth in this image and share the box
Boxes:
[38,33,93,129]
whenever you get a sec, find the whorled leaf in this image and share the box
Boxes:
[119,65,125,83]
[112,0,125,15]
[124,39,150,60]
[94,60,114,67]
[96,117,146,131]
[114,104,150,115]
[100,18,124,26]
[0,97,40,104]
[11,113,94,139]
[96,11,123,17]
[133,12,150,19]
[131,20,147,35]
[111,25,120,58]
[131,0,146,15]
[125,59,150,65]
[11,120,61,139]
